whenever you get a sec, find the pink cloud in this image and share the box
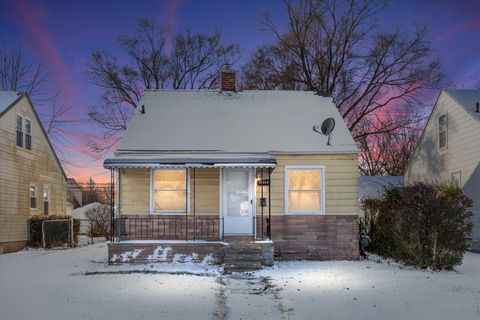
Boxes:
[162,0,183,53]
[14,0,80,97]
[68,130,120,161]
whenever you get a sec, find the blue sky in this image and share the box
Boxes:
[0,0,479,181]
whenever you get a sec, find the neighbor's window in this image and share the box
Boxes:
[152,169,188,212]
[16,114,23,148]
[451,172,461,187]
[25,119,32,150]
[43,185,50,215]
[285,166,324,214]
[439,114,447,149]
[30,184,37,209]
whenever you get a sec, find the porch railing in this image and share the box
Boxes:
[112,216,223,242]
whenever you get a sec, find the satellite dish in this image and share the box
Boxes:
[313,118,336,146]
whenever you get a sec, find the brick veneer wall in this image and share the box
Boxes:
[265,215,359,260]
[118,214,359,261]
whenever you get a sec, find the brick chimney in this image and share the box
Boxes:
[221,64,236,92]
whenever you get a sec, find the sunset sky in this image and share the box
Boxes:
[1,0,479,183]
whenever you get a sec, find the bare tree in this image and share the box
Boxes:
[241,0,443,175]
[84,204,111,239]
[0,42,72,169]
[0,43,47,101]
[86,18,240,153]
[359,122,423,175]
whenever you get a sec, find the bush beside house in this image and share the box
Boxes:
[361,183,473,270]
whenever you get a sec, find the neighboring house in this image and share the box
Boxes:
[358,176,404,200]
[67,178,83,208]
[104,69,360,267]
[0,91,67,253]
[405,89,480,252]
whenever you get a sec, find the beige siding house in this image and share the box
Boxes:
[105,70,359,266]
[405,90,480,251]
[0,92,67,253]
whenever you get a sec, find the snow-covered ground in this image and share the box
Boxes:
[0,243,479,320]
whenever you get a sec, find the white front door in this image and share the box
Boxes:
[222,168,254,235]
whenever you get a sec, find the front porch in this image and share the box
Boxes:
[105,154,276,270]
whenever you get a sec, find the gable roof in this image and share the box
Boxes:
[359,176,404,199]
[0,91,67,181]
[443,89,480,122]
[0,91,23,117]
[116,90,358,155]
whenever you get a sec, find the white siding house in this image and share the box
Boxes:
[405,90,480,251]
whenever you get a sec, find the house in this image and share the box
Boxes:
[67,178,83,208]
[104,69,360,268]
[0,91,67,253]
[405,89,480,252]
[358,176,404,200]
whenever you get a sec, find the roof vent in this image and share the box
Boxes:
[221,64,236,92]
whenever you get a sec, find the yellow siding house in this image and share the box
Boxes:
[0,92,67,253]
[105,69,360,266]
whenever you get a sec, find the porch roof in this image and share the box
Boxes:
[104,152,276,169]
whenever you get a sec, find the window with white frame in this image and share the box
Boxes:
[152,169,188,213]
[438,114,447,149]
[451,171,461,187]
[25,119,32,150]
[16,115,23,147]
[30,184,37,209]
[43,185,50,215]
[16,114,32,150]
[285,166,324,214]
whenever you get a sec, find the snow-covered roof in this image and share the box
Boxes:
[359,176,404,200]
[0,91,22,116]
[72,202,104,220]
[444,89,480,121]
[104,152,276,168]
[115,90,358,155]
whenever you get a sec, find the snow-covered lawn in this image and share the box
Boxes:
[1,243,479,320]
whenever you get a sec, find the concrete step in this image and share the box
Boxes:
[224,267,260,274]
[223,242,273,273]
[225,253,261,258]
[224,256,261,263]
[224,262,262,273]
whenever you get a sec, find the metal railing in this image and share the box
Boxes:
[112,216,223,242]
[255,216,271,240]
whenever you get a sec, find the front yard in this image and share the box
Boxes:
[0,242,479,320]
